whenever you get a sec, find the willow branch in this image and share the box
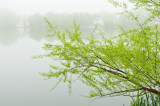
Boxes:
[100,88,143,97]
[149,0,160,6]
[83,74,103,96]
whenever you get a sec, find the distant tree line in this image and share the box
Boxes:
[0,9,19,29]
[28,12,117,34]
[0,8,150,40]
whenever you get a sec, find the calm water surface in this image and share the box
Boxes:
[0,29,131,106]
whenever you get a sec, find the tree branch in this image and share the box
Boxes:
[92,64,142,87]
[101,88,143,97]
[149,0,160,6]
[142,87,160,95]
[83,74,103,97]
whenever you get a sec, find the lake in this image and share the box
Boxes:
[0,28,131,106]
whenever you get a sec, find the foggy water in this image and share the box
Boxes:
[0,28,132,106]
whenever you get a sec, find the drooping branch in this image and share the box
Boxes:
[94,62,126,75]
[82,74,103,97]
[92,64,160,96]
[89,48,127,75]
[149,0,160,6]
[92,64,142,87]
[100,88,144,97]
[142,87,160,95]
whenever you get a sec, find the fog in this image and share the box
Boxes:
[0,0,138,106]
[0,0,121,15]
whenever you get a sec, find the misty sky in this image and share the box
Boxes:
[0,0,126,15]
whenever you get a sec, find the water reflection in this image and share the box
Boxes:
[28,28,47,41]
[0,38,131,106]
[0,28,21,46]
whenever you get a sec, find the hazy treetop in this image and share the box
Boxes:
[0,0,128,15]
